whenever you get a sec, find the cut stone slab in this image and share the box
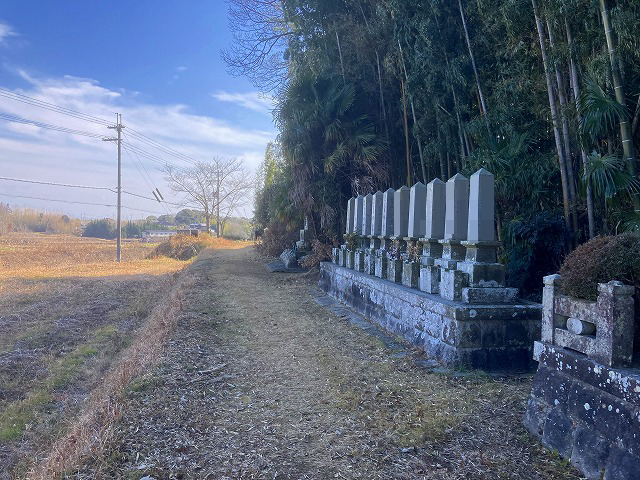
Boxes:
[444,173,469,242]
[426,178,446,240]
[371,191,384,236]
[353,195,364,234]
[393,186,410,238]
[381,188,395,237]
[408,182,427,238]
[467,168,495,242]
[361,193,373,236]
[346,197,355,233]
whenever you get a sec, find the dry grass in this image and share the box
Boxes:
[0,233,250,479]
[26,265,196,479]
[0,233,184,280]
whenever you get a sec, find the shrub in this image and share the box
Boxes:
[257,221,299,257]
[82,219,115,239]
[147,234,213,260]
[299,240,334,268]
[559,234,640,301]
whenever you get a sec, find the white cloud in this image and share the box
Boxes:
[176,66,188,72]
[0,72,275,218]
[0,22,17,45]
[212,91,275,114]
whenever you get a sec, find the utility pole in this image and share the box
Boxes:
[105,113,124,261]
[216,168,221,237]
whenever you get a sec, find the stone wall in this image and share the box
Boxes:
[524,274,640,479]
[320,261,540,370]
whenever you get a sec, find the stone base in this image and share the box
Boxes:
[419,264,440,294]
[462,287,518,304]
[345,251,355,269]
[458,261,506,288]
[524,342,640,480]
[374,253,387,279]
[354,250,365,272]
[387,259,403,283]
[363,249,376,275]
[319,262,540,370]
[402,261,420,288]
[440,268,467,301]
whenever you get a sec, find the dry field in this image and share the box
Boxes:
[0,233,202,479]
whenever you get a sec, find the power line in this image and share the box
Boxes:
[126,128,199,165]
[0,112,107,138]
[0,87,112,126]
[0,176,113,190]
[0,192,166,215]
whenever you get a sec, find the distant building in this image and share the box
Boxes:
[141,230,175,241]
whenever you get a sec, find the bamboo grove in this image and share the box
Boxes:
[228,0,640,297]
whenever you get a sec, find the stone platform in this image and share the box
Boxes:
[524,342,640,479]
[319,262,541,370]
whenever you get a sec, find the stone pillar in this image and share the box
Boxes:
[393,186,410,239]
[381,188,395,238]
[375,188,395,279]
[361,193,373,236]
[419,178,445,294]
[371,191,383,235]
[595,281,635,366]
[408,182,427,238]
[437,174,469,301]
[541,274,561,343]
[353,195,364,235]
[458,169,517,304]
[346,197,355,234]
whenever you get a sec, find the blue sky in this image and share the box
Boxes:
[0,1,276,219]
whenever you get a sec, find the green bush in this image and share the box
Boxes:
[82,219,115,239]
[559,234,640,301]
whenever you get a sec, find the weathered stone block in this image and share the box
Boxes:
[374,252,387,279]
[280,248,298,268]
[457,261,506,288]
[419,265,440,294]
[605,447,640,480]
[332,247,339,264]
[542,408,574,458]
[401,261,420,288]
[571,426,610,480]
[354,250,365,272]
[462,287,518,305]
[363,249,375,275]
[387,259,403,283]
[345,250,355,269]
[440,268,467,302]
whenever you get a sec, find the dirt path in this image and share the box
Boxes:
[82,247,579,479]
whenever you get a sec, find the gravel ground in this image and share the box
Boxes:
[77,246,581,480]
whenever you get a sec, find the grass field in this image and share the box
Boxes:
[0,233,247,479]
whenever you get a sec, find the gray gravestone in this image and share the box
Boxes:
[381,188,395,237]
[361,193,373,236]
[444,174,469,241]
[353,195,364,234]
[467,168,495,242]
[393,186,410,238]
[346,197,355,234]
[425,178,446,239]
[408,182,427,238]
[371,191,383,236]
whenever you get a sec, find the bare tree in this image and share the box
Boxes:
[222,0,293,92]
[164,157,254,236]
